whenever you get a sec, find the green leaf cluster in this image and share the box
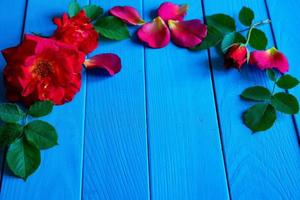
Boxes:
[68,1,81,17]
[68,1,103,20]
[192,6,268,52]
[221,32,246,53]
[247,28,268,50]
[192,13,237,50]
[83,5,103,20]
[0,101,57,180]
[241,72,299,132]
[94,16,130,40]
[191,25,223,51]
[239,7,254,26]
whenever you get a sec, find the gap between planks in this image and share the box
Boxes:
[200,0,233,198]
[0,0,29,192]
[263,0,300,144]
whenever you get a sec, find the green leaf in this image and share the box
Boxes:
[243,103,276,132]
[240,86,272,101]
[94,16,130,40]
[0,123,23,147]
[266,69,277,82]
[24,120,58,149]
[68,1,81,17]
[221,32,246,53]
[28,101,53,118]
[239,7,255,26]
[271,92,299,114]
[190,25,223,50]
[83,5,103,20]
[206,14,236,34]
[248,28,268,50]
[6,138,41,180]
[0,103,25,123]
[276,74,300,89]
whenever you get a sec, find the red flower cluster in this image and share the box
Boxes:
[3,35,84,105]
[2,11,121,105]
[225,44,289,73]
[53,11,99,54]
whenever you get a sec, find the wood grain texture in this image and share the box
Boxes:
[0,0,26,185]
[0,0,88,199]
[203,0,300,199]
[143,0,230,199]
[82,0,150,199]
[0,0,299,199]
[265,0,300,139]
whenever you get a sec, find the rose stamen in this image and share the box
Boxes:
[32,61,53,78]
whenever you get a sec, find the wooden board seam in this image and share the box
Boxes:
[144,49,153,200]
[0,0,29,191]
[263,0,300,144]
[200,0,233,198]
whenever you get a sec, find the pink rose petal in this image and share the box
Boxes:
[109,6,145,25]
[137,16,170,48]
[250,47,289,73]
[84,53,121,75]
[158,2,188,22]
[168,19,207,48]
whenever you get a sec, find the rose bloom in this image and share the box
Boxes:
[224,44,248,69]
[2,34,85,105]
[53,10,99,54]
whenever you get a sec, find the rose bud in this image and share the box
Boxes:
[52,10,99,54]
[2,35,85,105]
[224,44,248,69]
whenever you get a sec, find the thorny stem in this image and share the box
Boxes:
[245,26,254,46]
[18,113,29,139]
[244,19,272,46]
[271,81,277,94]
[22,113,29,126]
[238,19,272,33]
[223,19,272,51]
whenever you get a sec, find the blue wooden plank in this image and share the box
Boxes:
[265,0,300,138]
[143,0,230,199]
[203,0,300,199]
[82,0,150,199]
[0,0,27,187]
[0,0,88,199]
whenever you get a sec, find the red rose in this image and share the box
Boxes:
[224,44,248,69]
[52,10,99,54]
[2,34,85,105]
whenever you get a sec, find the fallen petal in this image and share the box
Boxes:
[168,19,207,48]
[84,53,121,75]
[250,47,289,73]
[137,17,170,48]
[109,6,145,25]
[158,2,188,22]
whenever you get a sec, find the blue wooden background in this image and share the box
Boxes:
[0,0,300,199]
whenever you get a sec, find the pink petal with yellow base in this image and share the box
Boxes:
[137,17,170,48]
[250,47,289,73]
[109,6,145,25]
[158,2,188,22]
[84,53,121,76]
[168,19,207,48]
